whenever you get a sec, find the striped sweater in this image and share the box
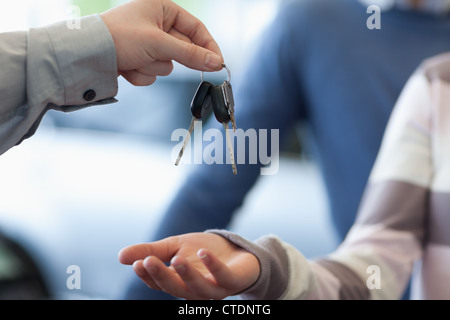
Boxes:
[211,52,450,300]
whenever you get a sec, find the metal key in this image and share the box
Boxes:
[175,81,213,166]
[210,84,237,175]
[221,80,236,131]
[216,65,236,131]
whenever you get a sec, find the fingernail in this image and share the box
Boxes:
[205,53,222,70]
[172,257,186,275]
[143,257,157,274]
[133,260,145,277]
[198,249,209,264]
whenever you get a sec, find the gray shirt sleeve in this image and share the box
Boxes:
[0,14,118,156]
[207,229,290,300]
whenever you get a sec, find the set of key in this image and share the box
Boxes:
[175,64,237,174]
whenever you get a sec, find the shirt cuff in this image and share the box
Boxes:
[21,14,119,142]
[28,14,118,110]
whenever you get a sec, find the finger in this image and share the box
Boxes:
[153,31,223,71]
[118,237,178,265]
[132,259,162,291]
[143,256,190,299]
[167,27,221,73]
[119,245,150,265]
[167,2,222,57]
[168,27,191,44]
[137,60,174,77]
[120,70,157,86]
[171,255,227,300]
[197,249,237,289]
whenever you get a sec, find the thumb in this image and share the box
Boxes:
[154,31,224,71]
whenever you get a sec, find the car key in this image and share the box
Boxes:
[210,84,237,175]
[175,81,214,166]
[222,80,236,132]
[212,64,236,131]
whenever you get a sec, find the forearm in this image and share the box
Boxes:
[210,225,421,300]
[0,14,118,155]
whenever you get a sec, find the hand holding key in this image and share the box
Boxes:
[176,64,237,174]
[101,0,224,86]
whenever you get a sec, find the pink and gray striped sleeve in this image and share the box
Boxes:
[209,52,450,300]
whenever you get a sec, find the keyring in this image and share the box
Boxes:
[201,64,231,83]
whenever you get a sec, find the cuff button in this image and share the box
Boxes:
[83,89,96,102]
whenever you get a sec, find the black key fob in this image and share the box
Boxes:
[190,81,214,119]
[210,84,231,123]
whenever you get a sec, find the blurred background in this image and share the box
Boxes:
[0,0,338,299]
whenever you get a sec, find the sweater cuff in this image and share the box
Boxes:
[207,229,290,300]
